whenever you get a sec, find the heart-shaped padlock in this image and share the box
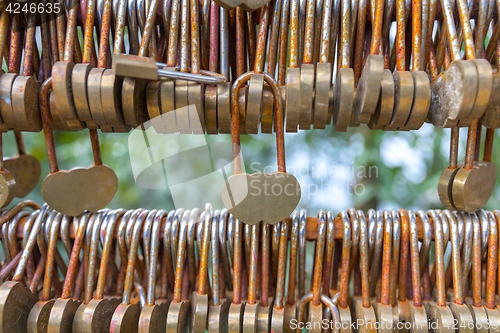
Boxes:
[221,71,301,225]
[39,78,118,217]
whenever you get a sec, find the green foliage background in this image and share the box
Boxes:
[6,124,500,214]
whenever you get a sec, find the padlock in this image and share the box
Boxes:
[208,210,230,333]
[295,211,327,333]
[428,0,478,127]
[487,211,500,333]
[74,210,126,332]
[444,210,476,333]
[353,0,384,124]
[27,211,61,333]
[373,211,395,333]
[39,78,118,217]
[270,220,288,333]
[109,210,149,332]
[256,222,273,333]
[402,0,430,130]
[406,211,429,333]
[246,223,265,333]
[451,120,497,212]
[138,210,169,333]
[190,209,212,333]
[426,210,455,333]
[165,210,191,333]
[350,210,377,333]
[466,213,489,333]
[284,212,299,333]
[389,0,414,130]
[47,211,93,333]
[72,210,108,332]
[388,210,404,329]
[336,211,353,333]
[227,216,245,333]
[221,71,300,225]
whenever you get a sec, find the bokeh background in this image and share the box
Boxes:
[6,123,500,215]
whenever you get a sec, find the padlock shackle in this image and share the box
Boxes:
[311,211,326,306]
[319,0,334,64]
[96,209,126,300]
[172,209,189,303]
[39,78,59,174]
[411,0,422,70]
[464,119,479,169]
[85,211,106,304]
[428,210,447,306]
[357,210,371,308]
[485,211,498,309]
[231,71,286,174]
[13,204,49,282]
[380,210,392,306]
[254,3,270,73]
[122,210,148,305]
[198,210,212,296]
[339,0,351,69]
[444,210,465,304]
[416,211,432,277]
[274,220,288,309]
[260,223,270,307]
[456,0,476,60]
[82,0,97,63]
[48,213,64,301]
[369,0,384,55]
[407,210,424,307]
[211,211,221,306]
[322,212,335,296]
[471,213,482,306]
[63,0,78,62]
[338,211,351,308]
[440,0,461,61]
[141,0,159,58]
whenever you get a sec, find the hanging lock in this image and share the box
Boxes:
[165,210,191,333]
[109,210,149,332]
[221,71,300,225]
[47,212,91,333]
[138,210,170,333]
[190,210,212,333]
[39,79,118,216]
[112,54,227,84]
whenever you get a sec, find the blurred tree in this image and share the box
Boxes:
[4,124,500,214]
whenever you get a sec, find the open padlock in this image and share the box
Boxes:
[39,78,118,216]
[221,71,301,225]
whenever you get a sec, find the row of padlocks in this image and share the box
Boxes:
[1,202,500,333]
